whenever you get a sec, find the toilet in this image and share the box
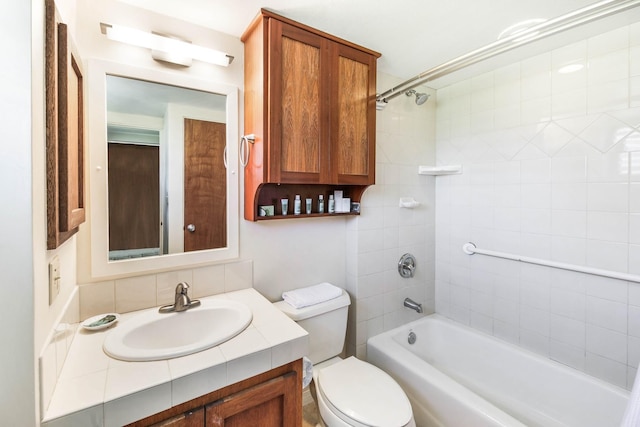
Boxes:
[275,288,415,427]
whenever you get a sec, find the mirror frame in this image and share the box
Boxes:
[86,59,239,279]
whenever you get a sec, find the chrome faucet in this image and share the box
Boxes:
[159,282,201,313]
[173,282,194,312]
[403,297,423,313]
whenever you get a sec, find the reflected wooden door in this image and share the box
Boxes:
[184,118,226,252]
[108,143,159,251]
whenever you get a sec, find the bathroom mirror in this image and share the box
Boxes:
[87,60,239,278]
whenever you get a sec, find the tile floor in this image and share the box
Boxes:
[302,389,320,427]
[302,395,320,427]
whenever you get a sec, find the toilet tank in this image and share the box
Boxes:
[274,290,350,364]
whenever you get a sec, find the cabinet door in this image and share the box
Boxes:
[268,19,330,184]
[331,43,376,185]
[206,371,299,427]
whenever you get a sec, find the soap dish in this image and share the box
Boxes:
[82,313,120,331]
[399,197,420,208]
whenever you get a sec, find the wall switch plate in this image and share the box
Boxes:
[49,256,60,305]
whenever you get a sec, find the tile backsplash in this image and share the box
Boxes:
[435,22,640,390]
[79,260,253,321]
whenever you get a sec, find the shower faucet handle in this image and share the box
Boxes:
[398,253,416,278]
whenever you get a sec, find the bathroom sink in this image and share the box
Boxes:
[103,298,252,361]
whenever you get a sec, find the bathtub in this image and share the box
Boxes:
[367,314,630,427]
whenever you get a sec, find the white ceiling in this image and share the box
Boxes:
[117,0,640,88]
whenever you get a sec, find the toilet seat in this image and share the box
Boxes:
[317,356,413,427]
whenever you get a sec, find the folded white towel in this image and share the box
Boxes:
[282,282,343,309]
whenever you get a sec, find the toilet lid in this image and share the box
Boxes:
[318,357,412,426]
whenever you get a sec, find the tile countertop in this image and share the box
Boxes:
[42,288,309,427]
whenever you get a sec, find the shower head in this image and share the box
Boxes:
[405,89,430,105]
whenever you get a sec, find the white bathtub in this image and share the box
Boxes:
[367,314,630,427]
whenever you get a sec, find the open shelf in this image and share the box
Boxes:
[255,212,359,221]
[248,183,368,221]
[418,165,462,175]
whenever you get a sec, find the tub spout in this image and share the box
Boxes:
[404,297,423,313]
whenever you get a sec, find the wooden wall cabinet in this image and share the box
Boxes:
[127,359,302,427]
[242,9,380,221]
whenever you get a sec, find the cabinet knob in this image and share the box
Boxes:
[186,224,196,233]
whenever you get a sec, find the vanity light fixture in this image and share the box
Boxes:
[100,23,234,67]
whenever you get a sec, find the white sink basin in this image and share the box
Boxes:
[103,298,252,361]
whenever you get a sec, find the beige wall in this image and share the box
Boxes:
[32,2,85,423]
[31,1,437,423]
[3,0,41,424]
[70,0,350,301]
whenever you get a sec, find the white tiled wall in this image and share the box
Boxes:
[435,22,640,390]
[39,289,79,418]
[347,73,438,359]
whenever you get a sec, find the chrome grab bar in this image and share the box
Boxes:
[463,242,640,284]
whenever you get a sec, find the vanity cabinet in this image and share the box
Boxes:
[242,9,380,221]
[127,359,302,427]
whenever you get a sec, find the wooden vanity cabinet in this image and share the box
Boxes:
[242,9,380,221]
[127,359,302,427]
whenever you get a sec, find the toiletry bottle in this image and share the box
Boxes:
[318,195,325,213]
[305,197,312,214]
[281,198,289,215]
[328,194,335,213]
[294,195,301,215]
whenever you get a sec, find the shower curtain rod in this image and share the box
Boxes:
[376,0,640,104]
[463,242,640,284]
